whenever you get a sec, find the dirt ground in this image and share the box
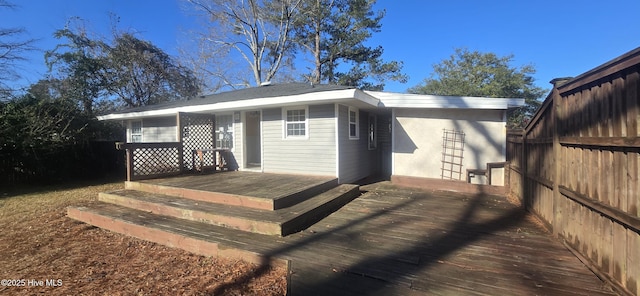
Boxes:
[0,182,287,295]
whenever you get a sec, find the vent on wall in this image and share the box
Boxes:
[441,129,465,180]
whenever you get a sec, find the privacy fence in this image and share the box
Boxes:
[0,141,125,187]
[507,47,640,296]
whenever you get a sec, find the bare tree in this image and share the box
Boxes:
[179,37,253,93]
[185,0,301,88]
[0,0,36,97]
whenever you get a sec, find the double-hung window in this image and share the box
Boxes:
[130,120,143,143]
[284,107,308,138]
[349,107,359,139]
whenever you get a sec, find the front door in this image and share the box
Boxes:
[244,110,261,168]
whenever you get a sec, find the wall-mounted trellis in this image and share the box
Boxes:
[441,129,465,180]
[179,112,216,171]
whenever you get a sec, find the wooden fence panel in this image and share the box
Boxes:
[506,47,640,296]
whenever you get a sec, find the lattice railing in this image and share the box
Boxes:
[120,142,184,181]
[179,113,215,170]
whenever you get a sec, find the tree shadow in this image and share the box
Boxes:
[295,190,528,295]
[208,182,543,295]
[210,104,540,294]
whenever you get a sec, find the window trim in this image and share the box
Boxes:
[282,106,309,140]
[130,120,143,143]
[215,113,234,150]
[348,107,359,140]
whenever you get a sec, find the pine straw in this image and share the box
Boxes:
[0,182,286,295]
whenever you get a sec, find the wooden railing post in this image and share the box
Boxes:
[116,142,134,182]
[125,147,134,182]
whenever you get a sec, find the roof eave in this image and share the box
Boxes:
[365,91,525,110]
[97,88,377,121]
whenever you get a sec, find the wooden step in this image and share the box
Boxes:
[97,184,360,236]
[125,177,339,211]
[280,184,359,236]
[66,204,289,270]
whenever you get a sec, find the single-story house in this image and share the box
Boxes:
[98,83,524,185]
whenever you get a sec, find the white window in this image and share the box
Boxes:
[130,120,143,143]
[215,114,234,149]
[284,107,308,139]
[349,107,359,139]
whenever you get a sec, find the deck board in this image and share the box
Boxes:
[72,179,617,295]
[100,183,358,236]
[138,171,335,200]
[284,182,616,295]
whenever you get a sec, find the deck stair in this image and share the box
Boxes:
[68,173,360,237]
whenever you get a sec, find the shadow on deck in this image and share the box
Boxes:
[67,172,617,295]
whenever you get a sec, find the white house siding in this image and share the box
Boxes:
[128,117,177,143]
[392,108,506,181]
[337,105,378,183]
[261,104,336,176]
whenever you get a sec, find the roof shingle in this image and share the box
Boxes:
[108,83,353,115]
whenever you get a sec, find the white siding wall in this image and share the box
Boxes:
[127,117,177,143]
[337,105,378,183]
[261,104,336,176]
[392,108,507,181]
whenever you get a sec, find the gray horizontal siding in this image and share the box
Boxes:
[261,104,336,176]
[337,105,378,183]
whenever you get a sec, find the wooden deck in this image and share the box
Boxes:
[284,183,616,295]
[127,171,339,210]
[69,175,617,295]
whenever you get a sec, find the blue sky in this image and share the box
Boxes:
[4,0,640,95]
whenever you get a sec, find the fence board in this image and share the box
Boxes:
[506,47,640,295]
[603,81,613,137]
[631,153,640,217]
[612,222,626,287]
[628,229,640,295]
[603,218,613,275]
